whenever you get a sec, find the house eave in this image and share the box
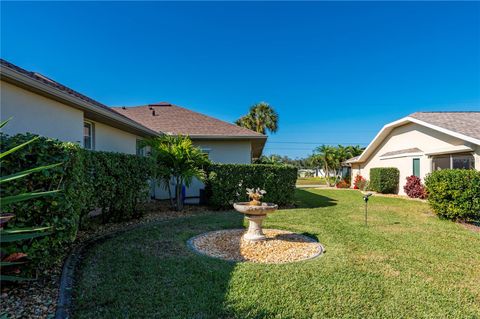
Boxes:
[1,66,160,138]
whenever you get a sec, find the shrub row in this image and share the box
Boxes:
[0,133,154,267]
[369,167,399,194]
[206,164,298,208]
[424,169,480,221]
[82,150,153,223]
[1,133,86,268]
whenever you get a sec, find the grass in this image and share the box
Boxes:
[296,177,327,185]
[73,189,480,318]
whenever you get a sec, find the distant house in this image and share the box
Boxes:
[0,59,266,202]
[347,112,480,194]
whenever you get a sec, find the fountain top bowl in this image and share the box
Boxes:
[233,202,278,215]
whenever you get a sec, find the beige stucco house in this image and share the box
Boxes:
[0,59,267,202]
[347,112,480,195]
[1,59,158,154]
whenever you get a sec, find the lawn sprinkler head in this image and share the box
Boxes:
[363,193,373,202]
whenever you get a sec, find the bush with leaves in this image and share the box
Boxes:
[1,131,155,268]
[0,119,63,280]
[206,164,298,208]
[82,150,154,222]
[142,135,210,211]
[353,174,367,190]
[369,167,399,194]
[403,175,427,199]
[424,169,480,220]
[1,133,86,268]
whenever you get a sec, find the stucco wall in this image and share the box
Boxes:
[1,81,83,143]
[153,140,253,201]
[193,140,252,164]
[351,123,475,195]
[89,120,139,154]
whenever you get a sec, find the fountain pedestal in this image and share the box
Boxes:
[244,214,267,241]
[233,202,278,242]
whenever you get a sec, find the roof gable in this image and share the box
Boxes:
[351,111,480,163]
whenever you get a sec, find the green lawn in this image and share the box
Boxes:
[73,189,480,318]
[296,177,326,185]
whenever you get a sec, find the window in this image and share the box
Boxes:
[83,121,94,150]
[200,148,211,159]
[432,153,475,171]
[412,158,420,177]
[452,154,475,169]
[136,140,146,156]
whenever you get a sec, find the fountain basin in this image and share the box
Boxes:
[233,202,278,241]
[233,202,278,215]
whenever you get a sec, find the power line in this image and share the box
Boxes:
[267,141,368,145]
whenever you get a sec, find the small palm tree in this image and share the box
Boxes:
[142,135,210,211]
[235,102,279,135]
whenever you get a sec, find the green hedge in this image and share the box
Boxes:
[424,169,480,221]
[1,133,86,268]
[0,133,154,267]
[369,167,399,194]
[206,164,298,208]
[82,150,154,222]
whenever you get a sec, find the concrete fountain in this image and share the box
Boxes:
[233,188,278,241]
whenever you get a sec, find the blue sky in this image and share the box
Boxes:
[2,2,479,158]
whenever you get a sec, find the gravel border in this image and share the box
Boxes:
[187,229,325,264]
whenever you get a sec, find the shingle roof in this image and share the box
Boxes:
[409,112,480,141]
[112,103,266,138]
[380,148,422,157]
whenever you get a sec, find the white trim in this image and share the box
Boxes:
[424,145,473,156]
[379,153,424,160]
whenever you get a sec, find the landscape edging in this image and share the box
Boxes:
[54,218,177,319]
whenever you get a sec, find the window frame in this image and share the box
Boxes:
[83,121,95,150]
[136,139,147,157]
[431,153,475,171]
[412,158,420,177]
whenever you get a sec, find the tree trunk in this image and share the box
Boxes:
[175,177,183,211]
[166,178,174,209]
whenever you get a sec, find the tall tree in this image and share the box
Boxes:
[235,102,279,135]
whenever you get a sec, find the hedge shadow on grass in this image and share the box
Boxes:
[293,189,337,209]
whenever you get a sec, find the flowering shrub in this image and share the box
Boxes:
[336,180,350,188]
[403,175,427,199]
[353,175,367,190]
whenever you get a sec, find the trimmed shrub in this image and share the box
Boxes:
[369,167,399,194]
[206,164,298,208]
[82,150,154,222]
[403,175,427,199]
[424,169,480,220]
[0,133,155,267]
[0,133,86,268]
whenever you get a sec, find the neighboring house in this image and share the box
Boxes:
[113,103,267,201]
[347,112,480,194]
[0,59,159,154]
